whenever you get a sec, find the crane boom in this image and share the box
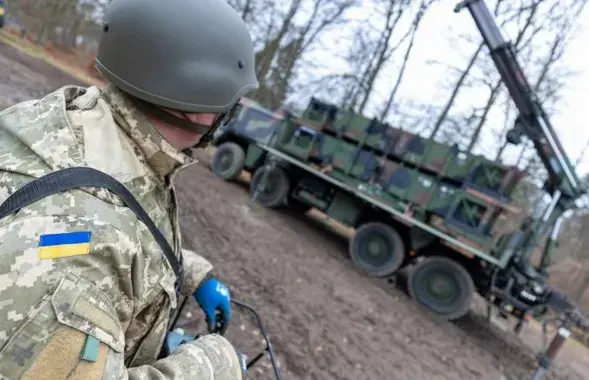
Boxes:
[455,0,584,204]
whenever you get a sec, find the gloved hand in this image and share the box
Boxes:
[164,328,195,355]
[193,277,232,334]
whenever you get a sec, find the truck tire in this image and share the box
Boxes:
[250,165,290,208]
[349,222,405,277]
[407,256,474,320]
[211,142,245,180]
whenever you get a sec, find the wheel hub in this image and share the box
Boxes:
[250,166,290,209]
[408,257,473,319]
[359,234,391,266]
[256,173,277,194]
[426,272,456,300]
[367,240,383,255]
[218,151,233,171]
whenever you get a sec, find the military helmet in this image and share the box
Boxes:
[95,0,258,114]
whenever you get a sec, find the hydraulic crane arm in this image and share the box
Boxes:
[455,0,584,203]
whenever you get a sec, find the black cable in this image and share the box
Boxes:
[231,299,283,380]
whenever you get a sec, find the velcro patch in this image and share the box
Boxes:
[81,335,100,362]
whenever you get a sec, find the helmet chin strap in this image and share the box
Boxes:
[132,97,231,150]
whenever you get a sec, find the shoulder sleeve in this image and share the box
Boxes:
[179,248,214,296]
[128,334,243,380]
[0,213,240,380]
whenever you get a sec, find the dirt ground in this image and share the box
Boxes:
[0,39,86,108]
[2,39,589,380]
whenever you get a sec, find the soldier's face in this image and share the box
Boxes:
[152,110,218,150]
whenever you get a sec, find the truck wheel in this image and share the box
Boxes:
[211,142,245,180]
[250,166,290,208]
[407,256,474,320]
[349,222,405,277]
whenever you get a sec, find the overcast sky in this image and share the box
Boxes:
[289,0,589,179]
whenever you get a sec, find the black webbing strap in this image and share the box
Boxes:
[0,166,183,293]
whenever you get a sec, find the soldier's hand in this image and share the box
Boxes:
[193,277,232,334]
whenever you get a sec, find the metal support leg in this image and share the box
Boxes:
[513,316,528,336]
[486,302,493,321]
[531,326,571,380]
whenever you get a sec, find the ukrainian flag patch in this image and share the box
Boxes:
[38,231,92,260]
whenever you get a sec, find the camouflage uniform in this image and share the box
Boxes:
[0,84,243,379]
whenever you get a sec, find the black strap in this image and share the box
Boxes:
[129,97,239,149]
[132,98,212,135]
[0,166,183,291]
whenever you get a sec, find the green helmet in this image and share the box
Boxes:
[95,0,259,114]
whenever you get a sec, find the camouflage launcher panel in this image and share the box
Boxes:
[302,97,526,203]
[219,97,525,250]
[267,104,525,251]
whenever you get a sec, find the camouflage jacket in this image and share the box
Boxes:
[0,85,243,379]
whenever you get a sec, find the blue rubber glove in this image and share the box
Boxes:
[164,328,195,355]
[193,277,232,334]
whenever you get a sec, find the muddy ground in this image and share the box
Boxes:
[0,40,86,108]
[2,39,589,380]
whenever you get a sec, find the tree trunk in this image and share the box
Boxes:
[379,0,432,121]
[255,0,301,81]
[494,101,512,162]
[357,2,407,113]
[466,79,502,152]
[429,42,483,139]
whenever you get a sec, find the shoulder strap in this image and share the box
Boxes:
[0,167,183,290]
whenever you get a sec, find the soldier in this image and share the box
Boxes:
[0,0,258,379]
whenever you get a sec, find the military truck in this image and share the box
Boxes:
[211,0,586,324]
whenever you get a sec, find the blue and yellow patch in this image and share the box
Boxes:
[38,231,92,260]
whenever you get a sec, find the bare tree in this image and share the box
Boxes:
[428,43,485,140]
[7,0,108,47]
[340,0,413,113]
[355,0,412,113]
[254,0,303,84]
[226,0,258,23]
[493,99,512,161]
[428,0,528,140]
[492,0,587,161]
[464,0,548,152]
[575,139,589,167]
[379,0,437,121]
[252,0,357,108]
[338,27,380,108]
